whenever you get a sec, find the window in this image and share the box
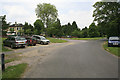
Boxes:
[11,38,15,41]
[17,27,21,30]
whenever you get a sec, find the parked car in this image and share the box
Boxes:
[25,37,37,46]
[32,35,50,45]
[3,36,27,48]
[108,36,120,47]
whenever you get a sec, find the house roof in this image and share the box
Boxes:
[9,23,23,27]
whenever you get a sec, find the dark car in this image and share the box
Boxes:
[108,36,120,47]
[25,37,37,46]
[3,36,27,48]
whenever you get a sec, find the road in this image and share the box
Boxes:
[23,40,118,78]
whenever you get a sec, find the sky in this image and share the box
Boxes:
[0,0,102,29]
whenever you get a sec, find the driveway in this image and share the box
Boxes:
[23,40,118,78]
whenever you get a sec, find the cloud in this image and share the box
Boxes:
[0,0,101,28]
[59,10,93,29]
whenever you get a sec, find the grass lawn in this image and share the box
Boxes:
[0,38,12,52]
[47,38,68,43]
[2,63,28,79]
[66,37,106,40]
[5,53,22,64]
[103,41,120,57]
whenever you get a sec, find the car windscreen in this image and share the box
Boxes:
[41,37,46,40]
[109,37,120,41]
[16,37,26,40]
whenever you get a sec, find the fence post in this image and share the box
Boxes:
[1,53,5,72]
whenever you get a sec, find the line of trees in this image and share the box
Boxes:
[2,2,119,38]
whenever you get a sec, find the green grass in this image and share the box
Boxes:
[5,58,17,64]
[2,63,28,79]
[5,53,22,64]
[66,37,106,40]
[0,38,12,52]
[47,38,68,43]
[103,41,120,57]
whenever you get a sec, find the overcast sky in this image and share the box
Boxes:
[0,0,102,29]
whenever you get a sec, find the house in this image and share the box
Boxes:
[7,22,24,36]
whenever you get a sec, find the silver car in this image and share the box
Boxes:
[32,35,50,45]
[3,36,27,48]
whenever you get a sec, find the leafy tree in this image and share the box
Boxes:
[1,15,9,36]
[88,23,100,37]
[26,29,33,35]
[71,21,79,31]
[18,29,24,36]
[81,27,89,38]
[34,19,44,35]
[10,28,14,32]
[35,3,58,28]
[93,2,120,37]
[71,30,81,38]
[47,19,62,37]
[23,22,34,35]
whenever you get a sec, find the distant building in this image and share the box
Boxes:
[7,22,24,36]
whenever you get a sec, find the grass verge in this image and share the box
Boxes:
[103,41,120,57]
[5,53,22,63]
[66,37,106,40]
[47,38,68,43]
[2,63,28,79]
[0,38,12,52]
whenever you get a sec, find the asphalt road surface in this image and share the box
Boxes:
[24,40,118,78]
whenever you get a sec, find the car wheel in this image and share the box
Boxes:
[108,44,111,47]
[41,42,44,45]
[11,44,14,49]
[33,44,36,46]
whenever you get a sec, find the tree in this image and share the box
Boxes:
[23,22,34,35]
[18,29,24,36]
[46,19,62,37]
[88,23,100,37]
[93,2,120,37]
[71,30,81,38]
[1,15,9,36]
[10,28,14,32]
[35,3,58,28]
[71,21,78,31]
[81,27,89,38]
[34,19,44,35]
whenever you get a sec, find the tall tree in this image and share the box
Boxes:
[93,2,120,37]
[1,15,9,36]
[35,3,58,28]
[23,22,34,35]
[34,19,44,35]
[81,27,89,38]
[72,21,78,31]
[89,23,100,37]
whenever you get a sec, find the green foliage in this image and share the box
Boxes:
[47,19,62,37]
[93,2,120,37]
[81,27,89,38]
[34,19,44,35]
[2,15,9,36]
[71,30,81,38]
[23,22,33,35]
[10,28,14,32]
[89,23,100,37]
[2,63,28,78]
[35,3,58,28]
